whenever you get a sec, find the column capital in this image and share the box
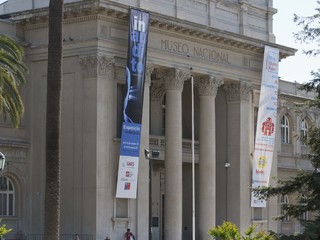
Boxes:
[145,63,154,86]
[151,81,165,101]
[79,55,115,78]
[196,75,224,97]
[157,68,191,92]
[224,82,252,102]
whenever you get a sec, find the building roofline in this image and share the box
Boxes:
[0,0,296,60]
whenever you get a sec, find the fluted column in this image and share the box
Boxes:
[79,55,115,239]
[224,82,252,232]
[160,68,190,240]
[197,76,223,240]
[137,63,154,240]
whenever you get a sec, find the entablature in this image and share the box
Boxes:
[3,0,296,60]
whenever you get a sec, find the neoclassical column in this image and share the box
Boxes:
[159,68,190,240]
[79,55,115,79]
[223,82,252,232]
[197,75,223,240]
[150,81,165,135]
[79,55,115,239]
[137,63,154,240]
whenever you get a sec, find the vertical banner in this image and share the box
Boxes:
[116,9,150,198]
[251,46,279,207]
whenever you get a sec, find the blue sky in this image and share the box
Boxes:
[0,0,318,83]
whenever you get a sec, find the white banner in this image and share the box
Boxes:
[116,155,139,198]
[251,46,279,207]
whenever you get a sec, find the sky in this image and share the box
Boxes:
[0,0,318,83]
[273,1,319,83]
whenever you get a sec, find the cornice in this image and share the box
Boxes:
[280,92,315,102]
[6,0,296,59]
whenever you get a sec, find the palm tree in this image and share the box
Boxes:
[44,0,64,239]
[0,34,28,128]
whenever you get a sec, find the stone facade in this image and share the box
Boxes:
[0,0,314,240]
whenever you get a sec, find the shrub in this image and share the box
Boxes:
[208,221,275,240]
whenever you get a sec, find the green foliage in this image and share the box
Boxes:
[293,0,320,57]
[0,34,28,128]
[208,221,275,240]
[0,219,12,238]
[253,125,320,225]
[208,221,241,240]
[293,0,320,107]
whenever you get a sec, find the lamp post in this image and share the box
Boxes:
[144,149,160,240]
[0,152,5,171]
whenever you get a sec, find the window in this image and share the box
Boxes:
[281,115,290,144]
[0,177,15,216]
[300,118,308,146]
[280,194,290,222]
[300,210,309,221]
[115,198,128,218]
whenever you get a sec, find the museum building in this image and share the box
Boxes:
[0,0,317,239]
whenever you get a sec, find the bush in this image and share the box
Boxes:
[0,219,12,238]
[208,221,275,240]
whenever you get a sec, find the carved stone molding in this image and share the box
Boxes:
[151,81,165,101]
[157,68,191,92]
[224,82,252,102]
[240,82,252,101]
[145,63,154,86]
[0,145,28,163]
[79,55,115,78]
[196,75,224,97]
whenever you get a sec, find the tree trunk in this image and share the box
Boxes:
[44,0,64,239]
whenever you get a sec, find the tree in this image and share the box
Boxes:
[44,0,64,239]
[293,0,320,57]
[0,34,28,128]
[253,2,320,239]
[293,0,320,91]
[254,126,320,239]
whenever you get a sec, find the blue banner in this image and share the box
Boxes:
[116,9,150,199]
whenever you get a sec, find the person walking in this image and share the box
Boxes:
[124,229,135,240]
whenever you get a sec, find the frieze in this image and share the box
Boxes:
[159,37,231,65]
[79,55,115,78]
[14,0,294,60]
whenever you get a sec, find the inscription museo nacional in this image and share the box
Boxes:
[161,38,231,64]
